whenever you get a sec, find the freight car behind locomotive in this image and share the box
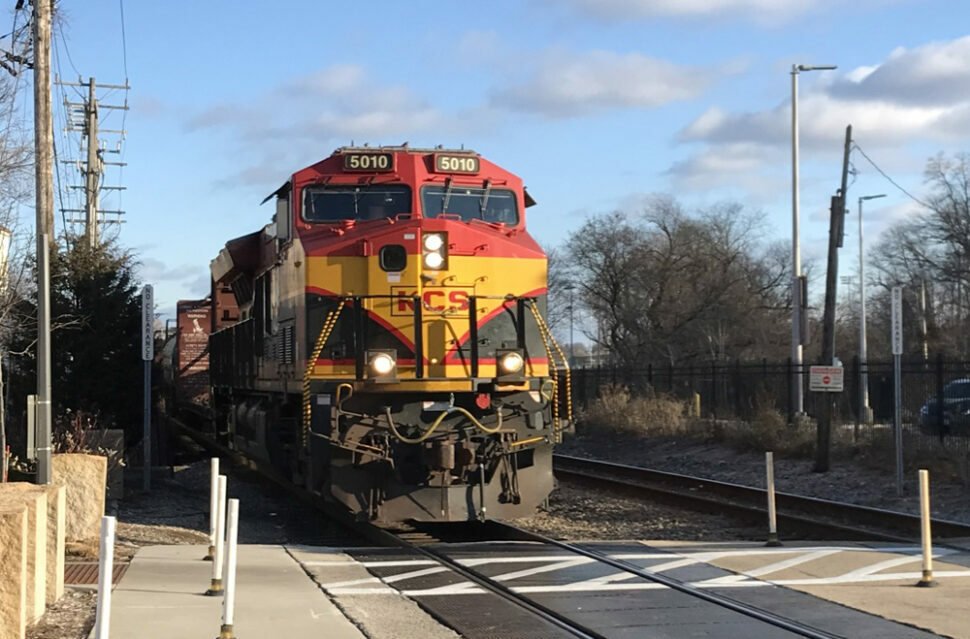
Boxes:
[172,146,572,523]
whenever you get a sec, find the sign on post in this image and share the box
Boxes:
[141,285,154,361]
[809,365,844,392]
[891,285,903,496]
[891,286,903,355]
[141,285,153,491]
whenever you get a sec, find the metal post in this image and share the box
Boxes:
[892,286,903,497]
[141,285,153,491]
[33,0,54,487]
[791,63,837,417]
[791,65,803,417]
[94,515,116,639]
[894,354,903,496]
[915,469,937,587]
[206,475,227,595]
[204,457,219,561]
[221,498,240,637]
[765,452,781,546]
[858,194,883,424]
[36,236,52,484]
[569,286,575,366]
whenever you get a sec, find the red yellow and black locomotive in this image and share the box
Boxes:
[169,146,571,523]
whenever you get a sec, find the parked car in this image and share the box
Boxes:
[919,378,970,435]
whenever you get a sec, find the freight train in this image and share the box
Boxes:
[166,146,571,523]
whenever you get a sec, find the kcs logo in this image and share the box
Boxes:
[391,287,471,316]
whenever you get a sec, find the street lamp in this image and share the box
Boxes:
[564,283,576,366]
[858,193,885,424]
[791,63,837,416]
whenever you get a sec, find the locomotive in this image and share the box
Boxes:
[169,146,571,523]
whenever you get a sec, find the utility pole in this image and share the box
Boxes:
[56,76,129,243]
[33,0,53,485]
[815,124,852,473]
[84,78,100,247]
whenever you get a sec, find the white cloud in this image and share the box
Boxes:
[828,36,970,107]
[666,142,786,199]
[553,0,824,23]
[185,65,478,187]
[492,49,715,117]
[671,36,970,192]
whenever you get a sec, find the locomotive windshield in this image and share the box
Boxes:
[421,185,519,225]
[302,184,411,222]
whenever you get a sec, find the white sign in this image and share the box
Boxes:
[809,365,844,392]
[142,285,154,361]
[891,286,903,356]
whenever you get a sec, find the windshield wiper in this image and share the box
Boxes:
[479,179,492,219]
[441,178,453,214]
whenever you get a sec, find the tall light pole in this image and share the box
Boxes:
[791,63,837,416]
[858,193,885,424]
[564,283,576,366]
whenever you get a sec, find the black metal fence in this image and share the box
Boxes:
[570,356,970,450]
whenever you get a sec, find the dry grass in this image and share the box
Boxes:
[579,384,687,436]
[579,385,970,482]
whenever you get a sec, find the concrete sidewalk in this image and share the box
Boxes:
[101,544,364,638]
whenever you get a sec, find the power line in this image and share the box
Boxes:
[118,0,128,78]
[852,142,932,209]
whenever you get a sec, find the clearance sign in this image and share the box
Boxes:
[390,286,472,316]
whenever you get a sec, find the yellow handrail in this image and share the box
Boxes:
[301,300,347,448]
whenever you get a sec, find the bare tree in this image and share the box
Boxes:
[556,197,792,367]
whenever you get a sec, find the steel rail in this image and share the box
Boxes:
[168,415,604,639]
[490,521,845,639]
[553,454,970,542]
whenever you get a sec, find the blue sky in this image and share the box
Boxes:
[26,0,970,320]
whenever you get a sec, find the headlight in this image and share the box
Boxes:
[368,351,397,377]
[422,232,447,270]
[498,351,524,374]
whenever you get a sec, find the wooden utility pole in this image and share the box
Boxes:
[84,77,99,247]
[33,0,53,485]
[815,124,852,473]
[55,76,129,241]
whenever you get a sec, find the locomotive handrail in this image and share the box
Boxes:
[313,293,542,382]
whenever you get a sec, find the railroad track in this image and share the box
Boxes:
[165,416,935,637]
[381,518,847,639]
[553,453,970,543]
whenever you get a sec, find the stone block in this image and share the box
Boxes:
[0,503,27,639]
[51,453,106,541]
[0,482,63,604]
[0,486,46,624]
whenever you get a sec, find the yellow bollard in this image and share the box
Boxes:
[692,392,701,418]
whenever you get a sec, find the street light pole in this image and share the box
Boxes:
[858,193,885,424]
[565,284,575,366]
[791,63,836,417]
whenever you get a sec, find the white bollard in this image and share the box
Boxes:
[206,475,227,595]
[205,457,219,561]
[765,451,782,547]
[916,469,938,587]
[220,499,240,639]
[94,516,117,639]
